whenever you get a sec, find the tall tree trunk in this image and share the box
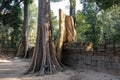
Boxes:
[25,0,63,75]
[69,0,76,16]
[56,9,77,60]
[56,9,66,60]
[69,0,76,40]
[65,16,76,42]
[0,34,1,54]
[16,0,29,58]
[69,0,76,25]
[23,0,29,58]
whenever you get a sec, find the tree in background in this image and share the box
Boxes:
[0,0,23,48]
[82,2,101,50]
[51,10,59,40]
[16,0,29,58]
[69,0,76,17]
[28,2,38,47]
[97,5,120,43]
[69,0,76,36]
[76,10,90,41]
[76,0,120,50]
[80,0,120,10]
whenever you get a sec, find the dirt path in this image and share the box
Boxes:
[0,58,119,80]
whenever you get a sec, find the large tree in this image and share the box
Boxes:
[16,0,33,58]
[25,0,63,75]
[69,0,76,16]
[69,0,76,26]
[80,1,101,50]
[16,0,29,58]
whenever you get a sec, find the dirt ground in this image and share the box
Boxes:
[0,58,120,80]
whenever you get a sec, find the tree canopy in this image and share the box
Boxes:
[81,0,120,9]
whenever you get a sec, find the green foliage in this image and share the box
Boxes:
[51,11,59,40]
[82,2,101,50]
[76,10,90,41]
[76,0,120,51]
[0,1,22,48]
[0,0,33,48]
[28,2,38,46]
[76,1,103,50]
[97,5,120,42]
[50,0,63,2]
[81,0,120,10]
[28,0,33,4]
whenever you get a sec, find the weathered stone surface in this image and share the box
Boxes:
[62,47,120,72]
[85,55,91,66]
[104,56,113,69]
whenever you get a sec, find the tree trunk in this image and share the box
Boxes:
[56,9,76,60]
[69,0,76,16]
[69,0,76,39]
[16,0,29,58]
[69,0,76,25]
[56,9,66,60]
[0,35,1,54]
[65,16,76,42]
[25,0,63,75]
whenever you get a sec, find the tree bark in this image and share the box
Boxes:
[69,0,76,17]
[69,0,76,25]
[56,9,66,60]
[56,9,76,60]
[65,16,76,42]
[25,0,63,75]
[0,36,1,54]
[16,0,29,58]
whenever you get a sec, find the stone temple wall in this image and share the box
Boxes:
[62,47,120,73]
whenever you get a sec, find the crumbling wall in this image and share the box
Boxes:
[62,43,120,73]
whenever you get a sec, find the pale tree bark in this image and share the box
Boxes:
[69,0,76,39]
[16,0,29,58]
[56,9,76,60]
[25,0,63,75]
[65,16,76,42]
[56,9,66,60]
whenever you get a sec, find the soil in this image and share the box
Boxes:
[0,58,120,80]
